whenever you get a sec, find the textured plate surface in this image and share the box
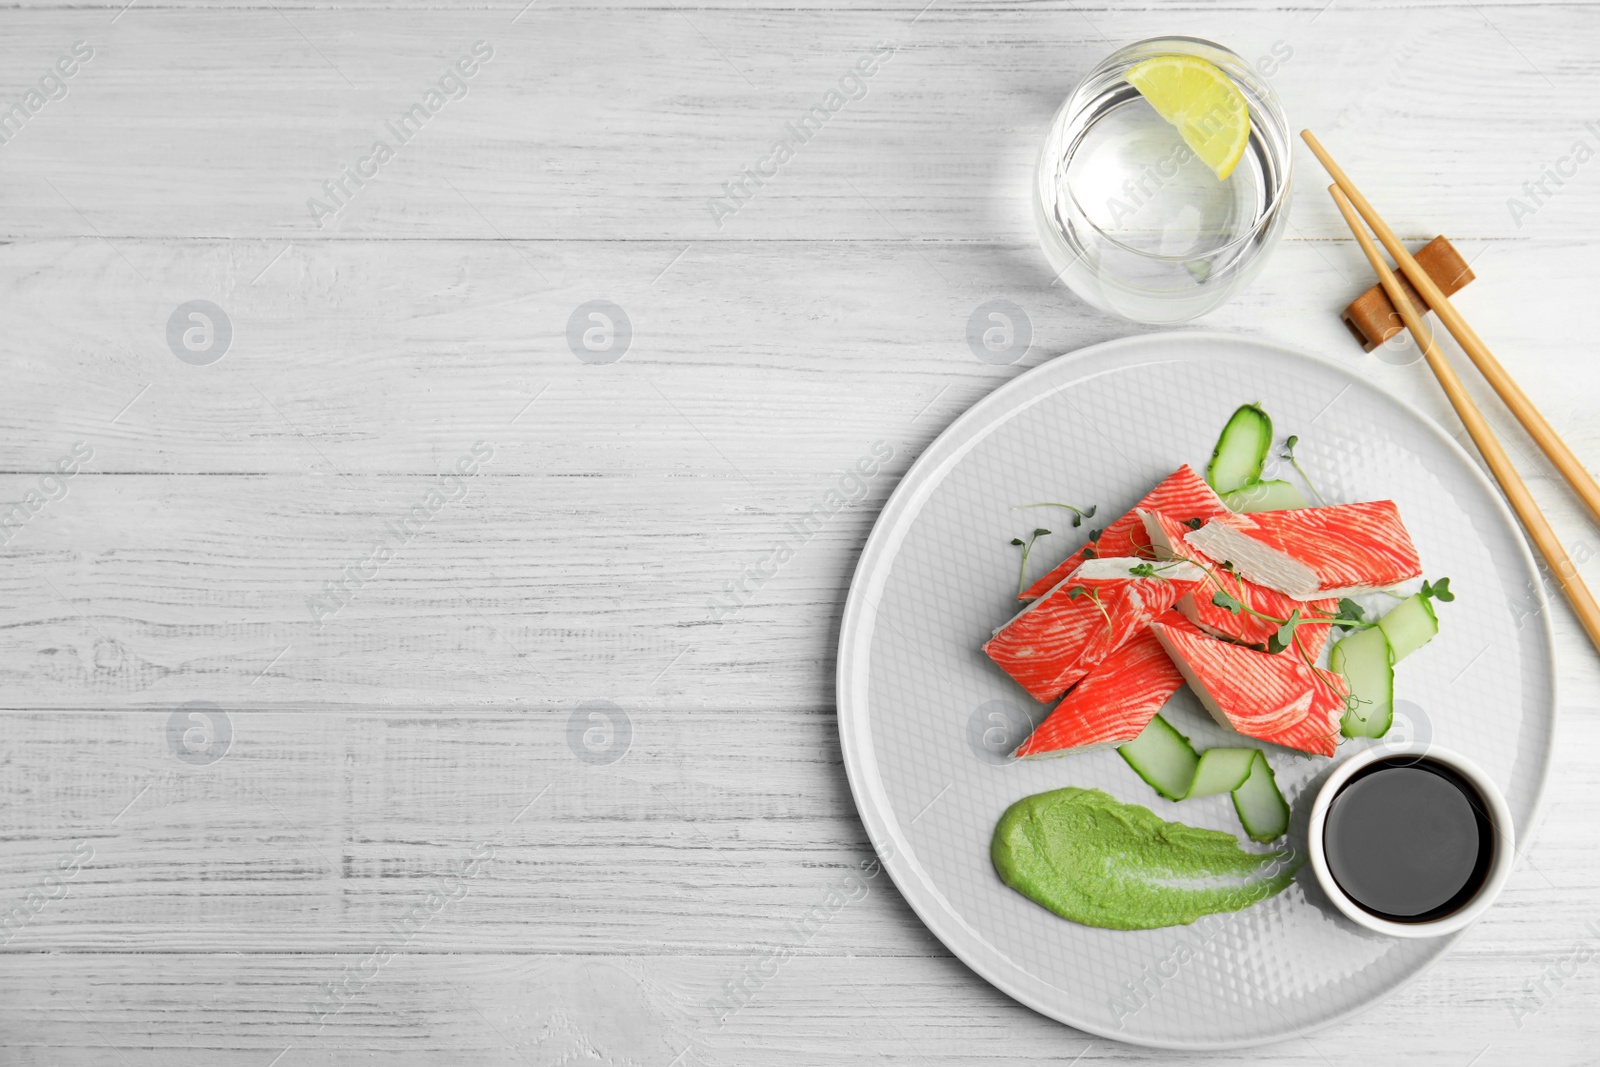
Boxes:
[836,332,1555,1049]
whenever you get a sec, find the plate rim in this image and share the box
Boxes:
[835,329,1558,1049]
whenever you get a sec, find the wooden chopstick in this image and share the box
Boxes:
[1328,184,1600,654]
[1302,129,1600,530]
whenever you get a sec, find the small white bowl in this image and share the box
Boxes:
[1307,743,1515,939]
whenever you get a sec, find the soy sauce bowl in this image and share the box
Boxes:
[1307,743,1516,939]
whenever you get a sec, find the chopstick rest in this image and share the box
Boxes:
[1341,236,1474,351]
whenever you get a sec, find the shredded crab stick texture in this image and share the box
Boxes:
[1139,508,1337,658]
[1020,465,1230,600]
[1151,614,1349,758]
[1013,625,1187,757]
[985,558,1205,704]
[1185,500,1423,601]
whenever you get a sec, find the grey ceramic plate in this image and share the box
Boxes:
[837,332,1555,1048]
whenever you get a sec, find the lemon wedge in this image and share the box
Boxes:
[1126,55,1251,181]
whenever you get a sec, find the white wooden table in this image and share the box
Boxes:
[2,1,1598,1062]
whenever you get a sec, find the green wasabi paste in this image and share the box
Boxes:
[991,787,1299,930]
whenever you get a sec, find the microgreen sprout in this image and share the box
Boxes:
[1012,502,1098,528]
[1201,583,1349,698]
[1421,577,1454,602]
[1067,584,1115,637]
[1139,545,1356,708]
[1011,527,1052,597]
[1153,546,1382,687]
[1208,585,1374,637]
[1280,435,1330,507]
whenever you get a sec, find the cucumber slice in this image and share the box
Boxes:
[1221,479,1308,514]
[1206,404,1273,494]
[1117,714,1200,802]
[1377,593,1439,662]
[1231,751,1291,843]
[1184,747,1258,799]
[1331,625,1395,738]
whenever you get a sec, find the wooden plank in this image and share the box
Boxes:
[1,237,1597,475]
[0,467,903,708]
[2,0,1591,9]
[1,943,1599,1065]
[0,8,1593,241]
[0,707,944,955]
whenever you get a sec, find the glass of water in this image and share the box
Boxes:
[1034,37,1292,324]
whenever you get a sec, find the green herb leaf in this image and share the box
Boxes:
[1278,433,1329,506]
[1334,597,1366,629]
[1128,563,1156,578]
[1212,590,1243,615]
[1184,517,1203,530]
[1010,538,1024,546]
[1422,577,1455,603]
[1272,609,1301,653]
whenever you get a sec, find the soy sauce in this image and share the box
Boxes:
[1322,757,1494,923]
